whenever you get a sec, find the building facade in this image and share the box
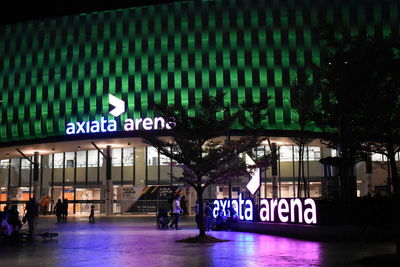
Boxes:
[0,0,399,214]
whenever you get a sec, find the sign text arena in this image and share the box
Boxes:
[213,194,317,224]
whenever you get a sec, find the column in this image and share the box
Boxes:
[104,145,113,215]
[271,143,278,199]
[33,151,40,199]
[365,155,373,195]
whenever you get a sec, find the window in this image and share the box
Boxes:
[147,147,158,166]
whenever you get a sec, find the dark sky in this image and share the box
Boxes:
[0,1,185,25]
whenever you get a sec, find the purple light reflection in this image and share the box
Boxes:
[208,231,322,267]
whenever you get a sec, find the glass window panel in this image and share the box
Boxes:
[64,152,75,186]
[147,147,158,184]
[308,147,321,161]
[76,151,86,167]
[88,150,100,167]
[372,153,386,161]
[21,158,31,169]
[279,146,293,162]
[50,153,64,168]
[123,148,134,166]
[10,158,20,187]
[147,147,158,166]
[135,147,145,186]
[112,148,122,166]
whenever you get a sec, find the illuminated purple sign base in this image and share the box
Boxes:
[213,194,317,225]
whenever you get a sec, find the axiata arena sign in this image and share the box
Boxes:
[213,194,317,225]
[65,116,174,135]
[65,94,175,135]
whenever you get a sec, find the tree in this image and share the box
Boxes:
[140,97,268,239]
[356,37,400,196]
[290,69,320,198]
[314,29,373,201]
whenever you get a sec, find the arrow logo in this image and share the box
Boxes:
[109,94,125,117]
[245,154,261,195]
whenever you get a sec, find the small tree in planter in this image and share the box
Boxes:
[141,97,269,241]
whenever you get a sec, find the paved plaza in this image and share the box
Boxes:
[0,215,395,267]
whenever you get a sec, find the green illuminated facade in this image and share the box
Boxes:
[0,0,399,144]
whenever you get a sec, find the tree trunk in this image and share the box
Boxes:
[387,146,399,196]
[297,144,302,197]
[302,144,307,198]
[196,188,206,238]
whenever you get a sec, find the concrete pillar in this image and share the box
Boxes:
[271,143,278,199]
[33,151,40,199]
[104,145,113,215]
[366,156,373,195]
[320,147,331,199]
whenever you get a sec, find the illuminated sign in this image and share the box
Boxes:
[65,116,173,135]
[212,196,317,225]
[245,154,260,195]
[66,94,175,135]
[213,194,253,221]
[259,198,317,224]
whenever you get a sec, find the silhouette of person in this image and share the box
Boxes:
[54,199,63,222]
[26,197,38,237]
[62,198,68,222]
[89,205,95,223]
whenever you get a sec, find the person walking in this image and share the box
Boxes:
[169,195,183,230]
[54,199,63,222]
[89,205,95,223]
[25,197,38,237]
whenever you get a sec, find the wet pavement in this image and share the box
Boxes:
[0,215,395,267]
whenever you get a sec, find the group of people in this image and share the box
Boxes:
[196,201,239,231]
[157,194,239,232]
[54,198,69,222]
[0,197,39,240]
[157,194,185,230]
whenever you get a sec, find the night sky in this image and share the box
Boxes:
[0,1,185,26]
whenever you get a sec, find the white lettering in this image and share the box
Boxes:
[278,199,289,223]
[101,117,107,132]
[270,199,278,222]
[304,198,317,224]
[107,120,117,132]
[259,199,270,221]
[213,200,220,218]
[153,117,165,130]
[290,198,303,223]
[220,199,227,216]
[66,123,75,135]
[76,121,86,134]
[142,118,153,130]
[90,121,100,133]
[135,118,143,130]
[239,193,244,220]
[244,199,253,221]
[124,119,134,131]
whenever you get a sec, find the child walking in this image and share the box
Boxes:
[89,205,95,223]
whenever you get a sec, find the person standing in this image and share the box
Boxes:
[25,197,38,237]
[180,195,188,215]
[89,205,95,223]
[169,195,183,230]
[54,199,63,222]
[204,201,212,231]
[62,198,69,222]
